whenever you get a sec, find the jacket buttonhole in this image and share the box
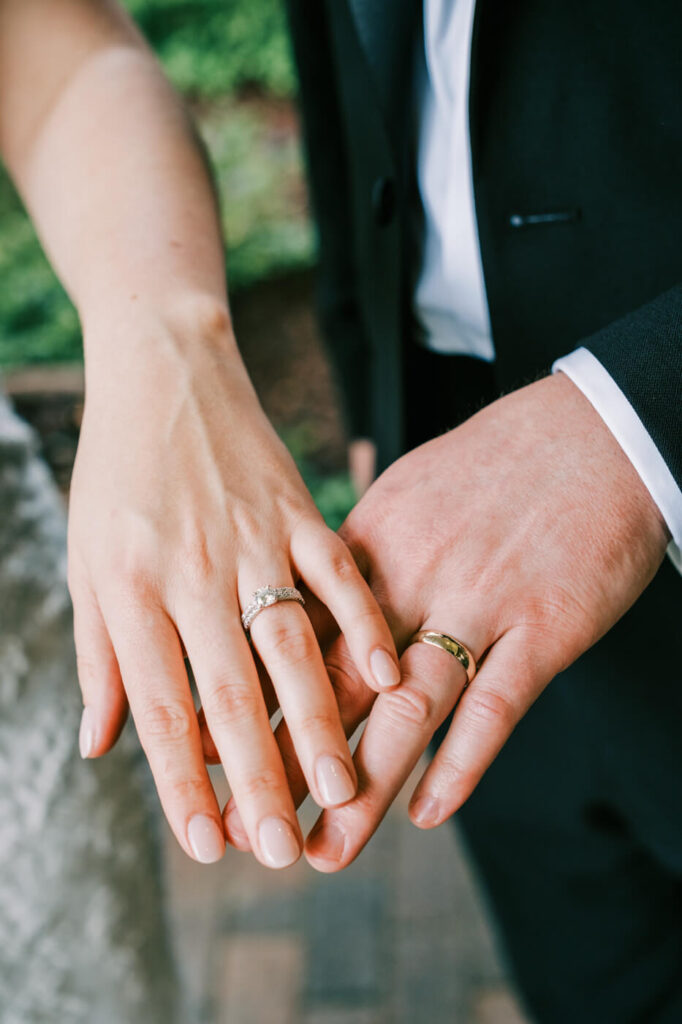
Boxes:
[509,208,581,229]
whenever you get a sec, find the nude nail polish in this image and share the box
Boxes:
[316,755,356,806]
[78,706,96,759]
[187,814,225,864]
[370,648,401,689]
[258,816,300,869]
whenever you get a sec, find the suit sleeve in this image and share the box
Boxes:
[285,0,372,439]
[580,285,682,489]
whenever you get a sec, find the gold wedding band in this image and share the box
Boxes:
[408,630,477,686]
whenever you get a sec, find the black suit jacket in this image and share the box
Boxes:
[286,0,681,486]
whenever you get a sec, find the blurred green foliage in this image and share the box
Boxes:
[205,99,314,293]
[127,0,296,98]
[0,170,82,366]
[0,0,313,369]
[302,469,355,532]
[280,424,356,529]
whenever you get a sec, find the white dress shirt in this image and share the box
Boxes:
[414,0,682,569]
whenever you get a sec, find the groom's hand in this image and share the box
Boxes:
[293,372,669,869]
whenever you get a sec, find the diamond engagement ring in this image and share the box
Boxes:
[241,585,305,632]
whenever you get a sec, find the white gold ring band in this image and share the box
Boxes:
[241,585,305,632]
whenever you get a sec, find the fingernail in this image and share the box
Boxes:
[316,755,356,806]
[306,819,346,862]
[410,794,441,827]
[78,706,96,759]
[370,648,401,689]
[187,814,225,864]
[258,817,300,869]
[224,802,251,849]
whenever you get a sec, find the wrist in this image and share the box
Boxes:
[81,291,259,413]
[83,292,241,375]
[546,372,671,556]
[83,289,232,346]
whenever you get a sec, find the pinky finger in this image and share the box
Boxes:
[408,630,545,827]
[72,586,128,758]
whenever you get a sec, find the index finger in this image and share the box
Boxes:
[291,523,401,693]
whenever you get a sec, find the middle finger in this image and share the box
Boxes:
[245,571,358,811]
[223,633,376,849]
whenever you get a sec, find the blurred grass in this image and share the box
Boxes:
[281,424,356,530]
[0,0,313,369]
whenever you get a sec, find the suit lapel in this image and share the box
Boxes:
[346,0,422,160]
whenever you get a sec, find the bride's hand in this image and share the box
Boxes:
[68,300,400,867]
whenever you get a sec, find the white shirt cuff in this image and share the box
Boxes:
[552,346,682,573]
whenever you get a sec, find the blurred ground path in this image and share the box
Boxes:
[165,761,530,1024]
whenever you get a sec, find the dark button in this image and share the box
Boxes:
[372,176,397,227]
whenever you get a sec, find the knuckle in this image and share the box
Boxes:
[265,622,317,667]
[520,584,584,631]
[110,562,156,599]
[181,538,215,591]
[324,544,359,585]
[346,602,386,637]
[230,501,264,546]
[434,750,472,789]
[205,682,261,728]
[242,768,285,800]
[178,527,232,599]
[105,538,158,597]
[327,651,363,689]
[297,710,339,737]
[381,686,435,731]
[464,687,516,732]
[327,660,372,718]
[139,699,194,742]
[169,775,210,802]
